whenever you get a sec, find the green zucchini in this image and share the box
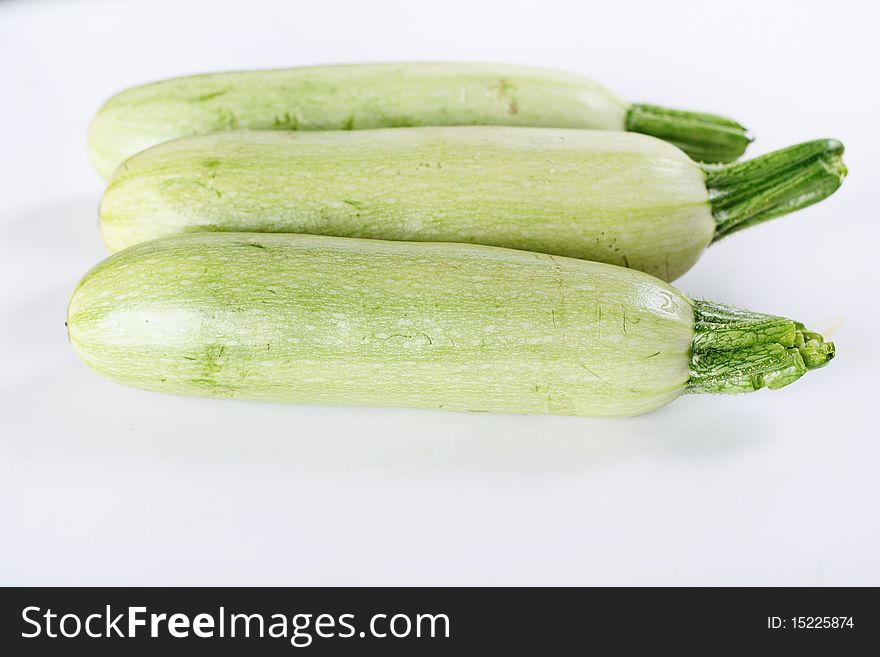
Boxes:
[100,128,845,281]
[67,232,834,417]
[88,62,752,178]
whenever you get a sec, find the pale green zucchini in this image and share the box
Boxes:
[88,62,752,178]
[67,233,833,417]
[100,128,846,281]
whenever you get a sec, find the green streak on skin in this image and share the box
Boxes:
[687,301,834,394]
[101,127,715,281]
[68,234,833,417]
[705,139,847,241]
[625,103,752,163]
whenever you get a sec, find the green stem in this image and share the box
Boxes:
[687,301,834,394]
[625,103,752,163]
[705,139,846,242]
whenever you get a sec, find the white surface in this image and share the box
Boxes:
[1,0,877,586]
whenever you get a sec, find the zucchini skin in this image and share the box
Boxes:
[68,233,694,417]
[101,127,714,281]
[88,63,631,179]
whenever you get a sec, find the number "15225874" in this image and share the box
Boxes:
[768,616,854,629]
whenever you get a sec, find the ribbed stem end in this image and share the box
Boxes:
[625,103,752,163]
[706,139,847,242]
[687,301,834,394]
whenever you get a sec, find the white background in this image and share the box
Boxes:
[1,0,877,585]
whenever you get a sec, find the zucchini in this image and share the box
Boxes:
[100,128,845,281]
[67,233,834,417]
[88,62,752,178]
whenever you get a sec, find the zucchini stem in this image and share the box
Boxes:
[687,301,834,394]
[706,139,846,242]
[625,103,752,163]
